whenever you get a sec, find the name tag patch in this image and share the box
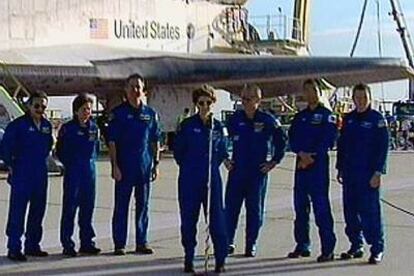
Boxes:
[361,121,373,129]
[311,114,323,125]
[254,122,264,132]
[140,114,151,121]
[41,126,51,134]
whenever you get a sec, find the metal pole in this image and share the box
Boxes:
[389,0,414,67]
[204,113,214,274]
[389,0,414,100]
[376,0,386,110]
[350,0,369,57]
[266,15,271,38]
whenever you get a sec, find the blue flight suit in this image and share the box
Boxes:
[225,110,286,249]
[288,104,337,255]
[336,108,388,255]
[107,102,160,249]
[0,114,53,254]
[173,115,228,266]
[56,119,98,251]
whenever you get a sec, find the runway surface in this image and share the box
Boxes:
[0,152,413,275]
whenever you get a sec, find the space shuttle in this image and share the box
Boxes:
[0,0,412,131]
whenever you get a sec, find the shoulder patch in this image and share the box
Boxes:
[377,118,387,128]
[328,114,337,124]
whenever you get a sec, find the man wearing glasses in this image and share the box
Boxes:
[0,91,54,261]
[107,74,161,255]
[225,84,286,257]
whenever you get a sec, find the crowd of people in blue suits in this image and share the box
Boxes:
[0,75,389,273]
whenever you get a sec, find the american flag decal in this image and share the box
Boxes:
[89,18,109,39]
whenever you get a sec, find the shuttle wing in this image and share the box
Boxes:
[0,44,412,97]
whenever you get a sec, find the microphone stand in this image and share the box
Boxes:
[203,113,214,275]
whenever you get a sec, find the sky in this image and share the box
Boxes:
[247,0,414,102]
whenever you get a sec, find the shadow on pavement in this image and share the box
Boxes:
[224,256,373,275]
[0,253,374,276]
[0,255,183,275]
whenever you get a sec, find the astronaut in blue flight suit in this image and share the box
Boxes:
[288,79,337,262]
[107,74,161,256]
[0,91,53,261]
[56,94,101,257]
[336,83,389,264]
[174,85,228,274]
[225,84,286,257]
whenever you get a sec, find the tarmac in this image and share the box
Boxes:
[0,151,413,275]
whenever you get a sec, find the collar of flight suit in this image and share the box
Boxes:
[305,103,324,113]
[24,112,48,130]
[241,108,261,122]
[355,106,372,120]
[194,113,216,130]
[73,117,92,129]
[125,101,147,114]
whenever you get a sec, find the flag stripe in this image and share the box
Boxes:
[90,18,109,39]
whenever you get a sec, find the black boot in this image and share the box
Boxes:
[135,244,154,254]
[244,244,257,257]
[184,261,194,273]
[25,249,48,257]
[114,248,126,255]
[79,246,101,255]
[368,252,383,264]
[340,248,364,260]
[287,249,311,258]
[7,251,27,262]
[317,253,334,262]
[62,248,78,257]
[228,244,235,255]
[215,263,226,273]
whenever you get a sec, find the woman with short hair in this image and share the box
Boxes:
[173,85,228,273]
[56,94,101,257]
